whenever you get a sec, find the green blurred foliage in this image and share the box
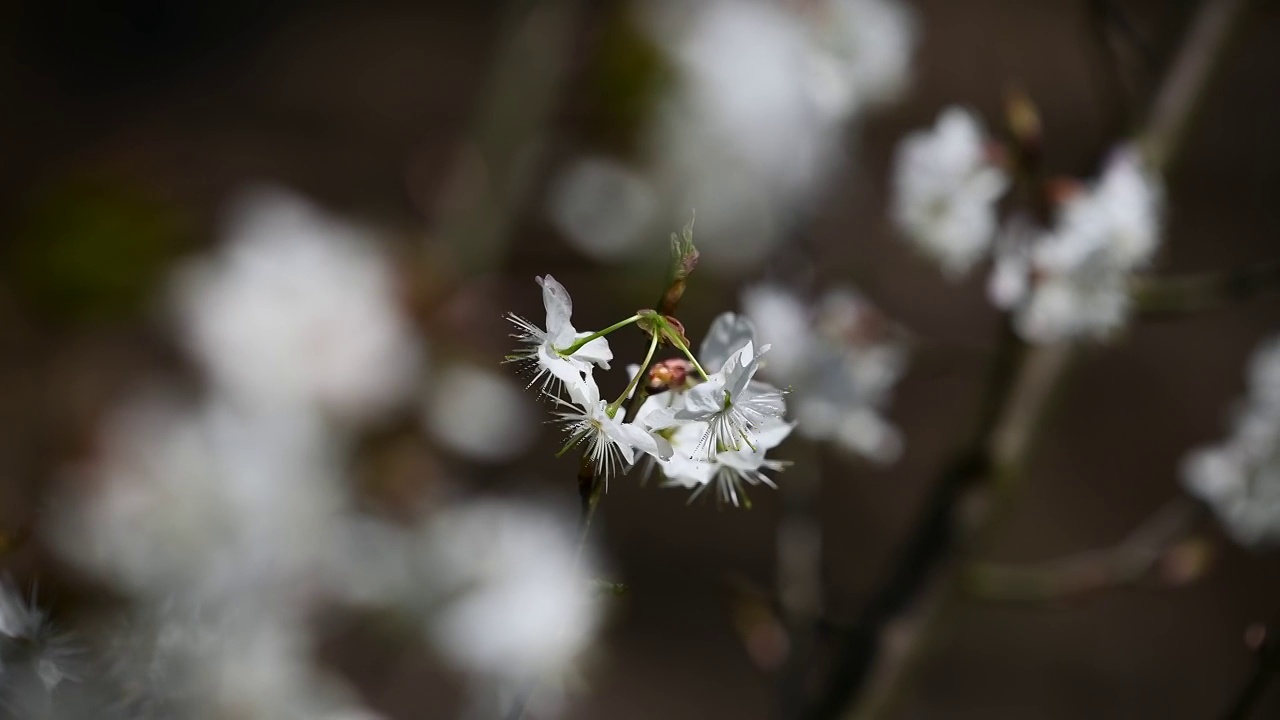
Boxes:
[582,2,673,155]
[8,175,190,324]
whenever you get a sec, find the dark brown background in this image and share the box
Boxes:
[3,0,1280,718]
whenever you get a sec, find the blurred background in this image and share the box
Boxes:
[3,0,1280,718]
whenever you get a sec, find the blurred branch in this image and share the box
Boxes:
[964,499,1208,604]
[1222,624,1280,720]
[798,1,1253,717]
[430,0,587,273]
[1139,0,1250,174]
[1133,261,1280,317]
[1084,0,1138,137]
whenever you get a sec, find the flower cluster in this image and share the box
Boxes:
[507,276,792,506]
[892,107,1164,343]
[1181,335,1280,546]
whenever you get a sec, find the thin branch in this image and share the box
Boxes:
[1139,0,1249,173]
[430,0,587,274]
[964,499,1206,604]
[797,1,1253,717]
[1222,624,1280,720]
[1133,262,1280,317]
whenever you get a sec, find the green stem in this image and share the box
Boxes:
[556,314,642,356]
[610,332,660,413]
[666,330,710,380]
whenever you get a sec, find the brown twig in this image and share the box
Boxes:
[964,498,1207,604]
[1221,624,1280,720]
[1133,262,1280,317]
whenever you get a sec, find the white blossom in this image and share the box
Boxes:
[507,275,613,398]
[425,362,536,463]
[410,500,601,687]
[808,0,919,116]
[104,606,376,720]
[555,370,671,482]
[742,285,907,463]
[51,393,342,609]
[635,313,794,505]
[654,340,786,460]
[174,186,424,425]
[642,1,849,270]
[661,416,794,507]
[987,149,1163,343]
[891,107,1009,277]
[548,157,657,261]
[1182,335,1280,546]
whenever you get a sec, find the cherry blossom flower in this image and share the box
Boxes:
[555,371,671,482]
[174,186,423,425]
[987,149,1163,343]
[892,107,1009,277]
[507,275,614,398]
[1182,335,1280,546]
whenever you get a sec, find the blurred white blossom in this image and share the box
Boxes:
[52,394,342,609]
[548,157,657,261]
[808,0,919,115]
[426,363,536,463]
[175,186,424,425]
[988,149,1163,342]
[409,500,601,687]
[549,0,916,271]
[891,107,1009,277]
[743,285,908,463]
[1182,335,1280,546]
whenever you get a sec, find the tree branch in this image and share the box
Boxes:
[1222,624,1280,720]
[1133,262,1280,317]
[797,1,1253,716]
[964,499,1207,604]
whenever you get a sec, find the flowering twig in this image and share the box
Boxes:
[1221,625,1280,720]
[798,1,1252,717]
[963,498,1207,604]
[1133,261,1280,317]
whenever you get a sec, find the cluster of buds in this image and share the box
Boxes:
[506,276,792,507]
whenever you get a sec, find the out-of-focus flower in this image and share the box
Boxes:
[106,607,377,720]
[425,363,536,463]
[409,500,601,687]
[1182,335,1280,546]
[739,286,813,379]
[507,275,614,399]
[1056,148,1162,268]
[988,149,1163,343]
[548,0,915,272]
[52,394,342,608]
[548,157,657,261]
[808,0,919,116]
[891,107,1010,277]
[175,186,424,425]
[743,285,908,463]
